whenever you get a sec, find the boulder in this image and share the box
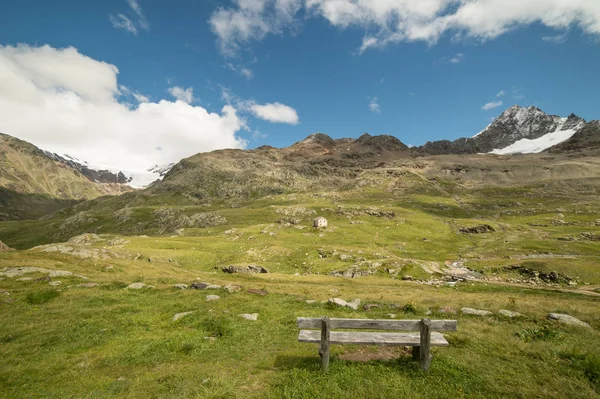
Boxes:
[206,295,220,301]
[174,284,188,289]
[239,313,259,321]
[548,313,591,328]
[190,282,210,290]
[172,311,194,322]
[223,284,242,293]
[328,298,348,307]
[461,307,493,316]
[346,298,361,310]
[459,225,495,234]
[498,309,524,318]
[206,285,221,289]
[221,265,269,274]
[127,282,149,289]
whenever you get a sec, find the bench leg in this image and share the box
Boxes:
[420,318,432,371]
[319,316,331,372]
[412,346,420,360]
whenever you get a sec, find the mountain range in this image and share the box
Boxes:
[0,104,598,220]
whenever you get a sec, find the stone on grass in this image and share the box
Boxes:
[206,284,221,289]
[222,265,269,274]
[363,304,381,311]
[239,313,259,321]
[346,298,361,310]
[49,281,62,287]
[172,311,194,322]
[548,313,591,328]
[206,295,220,301]
[247,289,268,296]
[329,298,348,307]
[498,309,524,318]
[127,282,149,290]
[223,284,241,293]
[191,282,210,290]
[462,307,493,316]
[174,284,188,289]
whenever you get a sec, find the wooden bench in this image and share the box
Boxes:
[297,317,457,371]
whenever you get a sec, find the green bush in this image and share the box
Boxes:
[25,289,60,305]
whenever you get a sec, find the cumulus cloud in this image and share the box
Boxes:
[369,97,381,113]
[0,44,246,174]
[168,86,195,104]
[210,0,600,54]
[110,0,150,35]
[482,100,503,110]
[249,102,299,124]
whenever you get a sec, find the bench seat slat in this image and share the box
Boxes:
[298,330,449,346]
[296,318,457,332]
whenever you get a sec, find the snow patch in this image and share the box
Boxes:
[490,128,579,155]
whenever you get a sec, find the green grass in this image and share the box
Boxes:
[1,177,599,397]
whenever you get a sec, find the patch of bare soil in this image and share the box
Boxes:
[338,346,412,362]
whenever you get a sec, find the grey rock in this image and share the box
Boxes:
[239,313,259,321]
[346,298,361,310]
[328,297,348,307]
[206,284,221,289]
[190,282,210,289]
[498,309,524,318]
[222,265,269,274]
[223,284,242,293]
[548,313,591,328]
[174,284,188,289]
[127,282,149,289]
[206,295,220,301]
[462,307,493,316]
[172,311,194,322]
[49,281,62,287]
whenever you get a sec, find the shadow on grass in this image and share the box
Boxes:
[274,353,423,373]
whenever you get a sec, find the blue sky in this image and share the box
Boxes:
[0,0,599,171]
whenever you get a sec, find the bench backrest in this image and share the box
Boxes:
[297,317,457,332]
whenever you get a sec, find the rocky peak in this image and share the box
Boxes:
[355,133,408,151]
[561,113,586,131]
[296,133,335,147]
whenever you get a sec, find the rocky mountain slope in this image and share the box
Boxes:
[0,133,131,219]
[418,105,588,155]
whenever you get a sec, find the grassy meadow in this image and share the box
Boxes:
[1,181,599,398]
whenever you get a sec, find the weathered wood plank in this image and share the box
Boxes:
[319,317,330,372]
[419,318,432,371]
[298,330,449,346]
[296,318,457,332]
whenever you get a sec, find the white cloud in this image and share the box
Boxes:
[109,14,138,35]
[209,0,302,56]
[168,86,195,104]
[449,53,464,63]
[210,1,600,54]
[249,102,299,124]
[0,44,246,173]
[369,97,381,113]
[225,63,254,79]
[496,89,506,97]
[482,100,503,110]
[542,33,568,44]
[119,85,149,103]
[110,0,150,34]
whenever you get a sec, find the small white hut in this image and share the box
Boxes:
[313,216,328,228]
